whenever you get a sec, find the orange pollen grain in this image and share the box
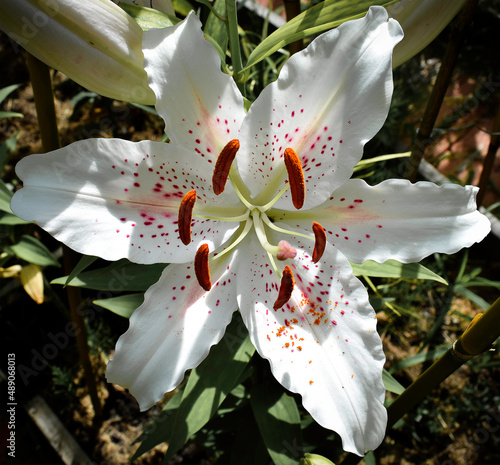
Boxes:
[178,190,197,245]
[284,148,305,209]
[194,244,212,291]
[312,221,327,263]
[212,139,240,195]
[273,265,295,310]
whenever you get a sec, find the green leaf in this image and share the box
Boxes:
[93,293,144,318]
[0,211,30,225]
[388,345,449,374]
[172,0,194,17]
[64,255,99,287]
[203,0,228,55]
[455,286,490,311]
[251,384,303,465]
[51,260,165,291]
[0,111,24,119]
[351,259,448,284]
[241,0,398,73]
[364,451,376,465]
[0,177,27,223]
[119,2,180,29]
[0,84,21,105]
[7,235,60,267]
[382,368,404,395]
[0,179,14,213]
[162,313,255,462]
[0,133,20,172]
[353,152,411,173]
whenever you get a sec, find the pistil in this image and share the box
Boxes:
[252,209,280,256]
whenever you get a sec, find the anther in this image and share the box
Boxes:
[284,148,305,209]
[178,190,196,245]
[312,222,326,263]
[273,265,295,310]
[195,244,212,291]
[212,139,240,195]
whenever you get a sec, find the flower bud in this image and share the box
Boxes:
[299,453,336,465]
[0,0,156,104]
[388,0,467,68]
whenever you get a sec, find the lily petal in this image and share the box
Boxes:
[238,6,403,210]
[142,12,246,161]
[106,251,238,410]
[11,139,243,264]
[276,179,491,264]
[236,233,386,455]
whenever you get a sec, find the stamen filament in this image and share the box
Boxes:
[252,210,279,256]
[258,184,290,212]
[273,265,295,310]
[192,210,250,223]
[195,244,212,291]
[213,139,240,195]
[267,252,280,277]
[231,179,256,211]
[284,148,305,209]
[260,214,312,241]
[209,217,253,263]
[178,190,197,245]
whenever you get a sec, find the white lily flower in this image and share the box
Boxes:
[0,0,155,104]
[11,7,490,455]
[388,0,468,67]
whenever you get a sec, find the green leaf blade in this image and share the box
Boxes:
[251,384,303,465]
[93,293,144,318]
[8,235,60,267]
[162,313,255,462]
[242,0,397,72]
[351,259,448,284]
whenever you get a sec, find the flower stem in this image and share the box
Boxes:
[404,0,478,181]
[339,296,500,465]
[25,54,102,424]
[24,54,59,152]
[226,0,244,87]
